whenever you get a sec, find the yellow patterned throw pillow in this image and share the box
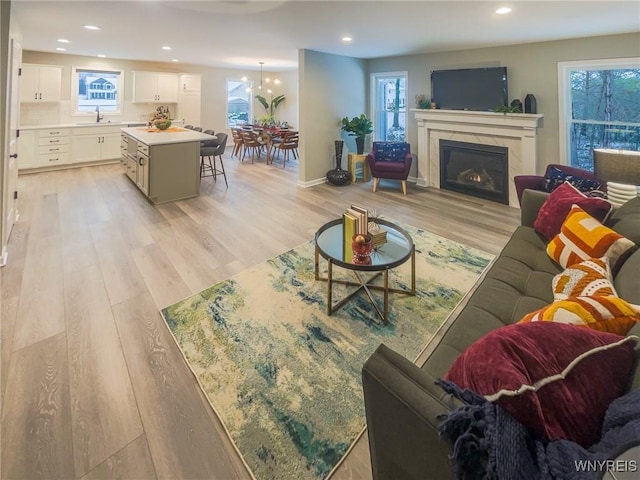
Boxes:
[519,295,640,335]
[552,257,617,300]
[547,205,637,270]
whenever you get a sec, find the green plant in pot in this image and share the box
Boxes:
[255,94,285,125]
[341,114,373,154]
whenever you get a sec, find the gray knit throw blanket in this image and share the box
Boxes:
[436,379,640,480]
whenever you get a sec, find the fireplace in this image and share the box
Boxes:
[439,140,508,204]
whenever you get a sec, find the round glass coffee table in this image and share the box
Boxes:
[314,218,415,324]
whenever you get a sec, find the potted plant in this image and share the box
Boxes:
[341,114,373,154]
[255,94,285,125]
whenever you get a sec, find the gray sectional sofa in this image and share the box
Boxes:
[362,190,640,480]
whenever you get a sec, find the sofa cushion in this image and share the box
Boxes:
[552,257,617,300]
[542,165,603,194]
[370,160,408,173]
[445,322,638,447]
[534,182,612,240]
[547,205,637,271]
[519,295,640,335]
[615,251,640,305]
[607,196,640,245]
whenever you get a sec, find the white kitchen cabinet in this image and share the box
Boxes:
[180,74,201,92]
[71,126,122,164]
[178,91,201,127]
[17,130,37,168]
[20,64,62,103]
[133,71,179,103]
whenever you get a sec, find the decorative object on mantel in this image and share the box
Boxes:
[341,114,373,154]
[494,104,522,113]
[415,94,432,109]
[525,93,537,114]
[510,99,523,112]
[326,140,351,186]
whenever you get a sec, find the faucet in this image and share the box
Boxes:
[95,105,103,123]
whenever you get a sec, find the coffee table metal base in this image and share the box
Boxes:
[314,246,415,324]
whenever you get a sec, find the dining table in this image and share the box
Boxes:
[240,125,292,164]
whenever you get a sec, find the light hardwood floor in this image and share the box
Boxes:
[1,150,520,479]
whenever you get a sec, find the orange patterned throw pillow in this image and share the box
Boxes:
[519,295,640,335]
[552,257,617,300]
[547,205,637,270]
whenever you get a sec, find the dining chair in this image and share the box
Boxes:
[231,128,244,158]
[241,130,262,164]
[270,131,299,168]
[192,127,203,132]
[200,133,228,187]
[184,125,194,130]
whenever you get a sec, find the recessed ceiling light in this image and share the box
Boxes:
[162,46,171,50]
[56,47,66,51]
[97,54,106,58]
[342,36,353,43]
[83,25,101,30]
[172,59,179,62]
[496,7,512,15]
[57,38,70,43]
[241,76,248,82]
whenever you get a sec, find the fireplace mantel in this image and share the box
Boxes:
[413,109,544,207]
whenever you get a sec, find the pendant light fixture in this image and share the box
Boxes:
[258,61,264,90]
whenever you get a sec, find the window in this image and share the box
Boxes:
[227,79,252,126]
[371,72,407,142]
[72,67,123,115]
[558,58,640,170]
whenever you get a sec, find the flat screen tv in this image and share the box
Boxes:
[431,67,508,111]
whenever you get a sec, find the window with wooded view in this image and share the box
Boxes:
[564,62,640,170]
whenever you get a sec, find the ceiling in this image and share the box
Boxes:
[11,0,640,73]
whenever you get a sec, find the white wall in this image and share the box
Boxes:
[367,32,640,175]
[298,49,366,184]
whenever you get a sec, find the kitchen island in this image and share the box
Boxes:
[120,126,213,204]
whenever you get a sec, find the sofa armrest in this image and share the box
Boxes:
[362,344,460,480]
[520,189,550,228]
[514,175,544,205]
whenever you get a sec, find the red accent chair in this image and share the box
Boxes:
[366,142,413,195]
[514,164,604,206]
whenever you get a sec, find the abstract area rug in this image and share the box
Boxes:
[160,222,493,480]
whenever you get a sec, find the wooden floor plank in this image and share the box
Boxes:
[63,264,144,477]
[1,333,75,480]
[78,434,158,480]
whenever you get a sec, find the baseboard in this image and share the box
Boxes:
[297,177,327,188]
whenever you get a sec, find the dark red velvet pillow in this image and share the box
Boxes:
[534,182,612,240]
[445,322,637,447]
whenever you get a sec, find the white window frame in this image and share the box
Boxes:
[370,71,408,142]
[226,77,253,127]
[71,66,123,117]
[557,57,640,165]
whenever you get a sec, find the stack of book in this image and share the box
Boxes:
[368,222,387,247]
[342,205,369,261]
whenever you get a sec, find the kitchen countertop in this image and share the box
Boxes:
[121,127,214,146]
[20,121,147,130]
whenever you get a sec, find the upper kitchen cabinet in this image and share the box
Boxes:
[20,64,62,103]
[132,71,179,103]
[180,74,201,92]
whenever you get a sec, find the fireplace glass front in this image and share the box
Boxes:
[440,140,508,204]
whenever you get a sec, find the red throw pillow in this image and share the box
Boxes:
[534,182,612,240]
[445,322,637,447]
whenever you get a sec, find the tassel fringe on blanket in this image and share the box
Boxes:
[436,379,640,480]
